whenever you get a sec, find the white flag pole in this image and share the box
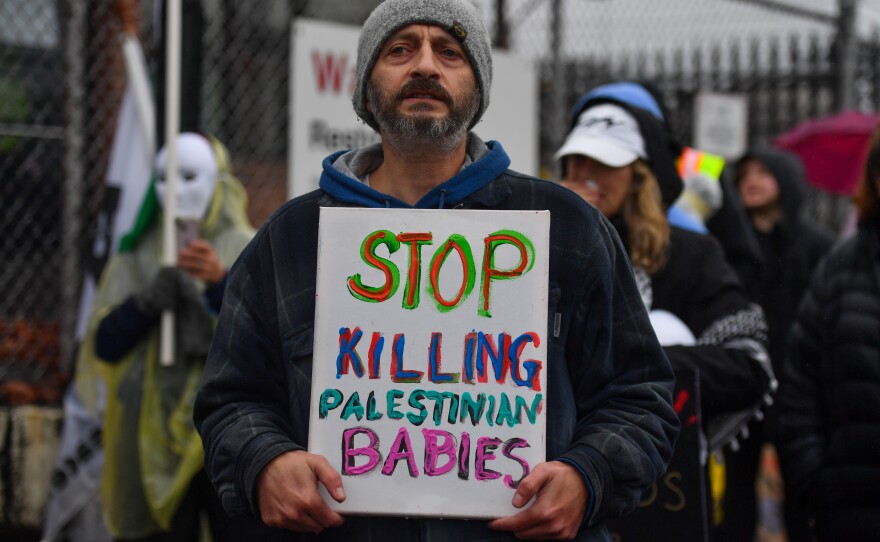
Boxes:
[161,0,182,366]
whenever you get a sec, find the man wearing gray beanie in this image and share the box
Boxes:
[195,0,678,540]
[352,0,493,133]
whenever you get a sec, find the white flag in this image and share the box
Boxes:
[42,33,153,542]
[75,34,154,340]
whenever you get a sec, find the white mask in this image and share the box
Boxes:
[154,133,218,220]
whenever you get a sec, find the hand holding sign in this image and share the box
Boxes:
[488,460,589,540]
[257,450,346,533]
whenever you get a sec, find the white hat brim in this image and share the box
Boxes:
[554,136,639,168]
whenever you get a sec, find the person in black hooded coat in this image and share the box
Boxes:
[734,148,835,380]
[733,148,834,542]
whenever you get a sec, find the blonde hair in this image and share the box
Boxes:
[623,160,671,274]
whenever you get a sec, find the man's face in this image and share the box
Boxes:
[367,24,479,150]
[737,159,780,211]
[561,154,635,217]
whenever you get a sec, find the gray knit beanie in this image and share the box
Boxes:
[352,0,493,132]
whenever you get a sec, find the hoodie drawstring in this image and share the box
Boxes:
[438,189,448,209]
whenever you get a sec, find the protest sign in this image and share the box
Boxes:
[309,207,549,518]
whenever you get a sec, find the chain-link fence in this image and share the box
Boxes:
[0,0,295,406]
[1,0,70,405]
[4,0,880,407]
[0,0,872,409]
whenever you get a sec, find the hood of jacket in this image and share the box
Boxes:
[318,133,512,209]
[736,147,807,227]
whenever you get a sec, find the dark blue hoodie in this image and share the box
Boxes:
[318,137,510,209]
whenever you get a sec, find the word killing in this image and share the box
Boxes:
[337,327,543,390]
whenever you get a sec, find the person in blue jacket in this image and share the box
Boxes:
[193,1,678,540]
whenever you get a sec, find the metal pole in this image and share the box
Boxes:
[835,0,859,111]
[161,0,182,366]
[61,0,87,374]
[495,0,509,50]
[551,0,565,178]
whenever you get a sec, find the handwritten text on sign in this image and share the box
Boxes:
[308,208,549,518]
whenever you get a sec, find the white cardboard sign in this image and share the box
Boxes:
[309,207,549,518]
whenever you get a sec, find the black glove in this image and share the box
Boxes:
[135,267,183,316]
[135,266,190,317]
[135,266,215,358]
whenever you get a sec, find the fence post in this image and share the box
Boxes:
[61,0,87,374]
[871,30,880,109]
[834,0,858,110]
[550,0,565,178]
[494,0,509,50]
[788,34,801,127]
[768,36,781,137]
[807,34,822,118]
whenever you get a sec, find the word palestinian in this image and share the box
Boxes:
[318,387,544,428]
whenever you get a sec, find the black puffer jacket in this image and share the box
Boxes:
[777,218,880,541]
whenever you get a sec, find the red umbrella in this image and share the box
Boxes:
[773,110,880,196]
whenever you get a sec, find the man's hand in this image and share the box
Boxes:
[257,450,346,534]
[178,239,225,285]
[488,460,589,540]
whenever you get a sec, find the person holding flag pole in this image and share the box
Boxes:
[42,1,154,540]
[45,1,275,541]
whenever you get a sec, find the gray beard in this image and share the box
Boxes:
[367,82,479,153]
